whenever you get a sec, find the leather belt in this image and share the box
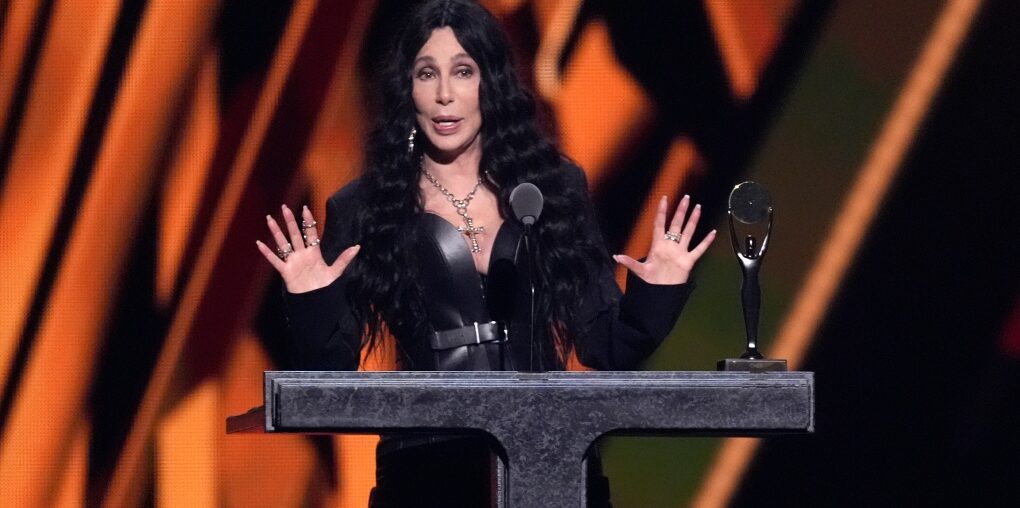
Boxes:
[429,321,508,351]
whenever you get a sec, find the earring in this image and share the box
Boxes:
[407,126,417,153]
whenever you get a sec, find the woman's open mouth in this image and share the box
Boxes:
[432,116,463,134]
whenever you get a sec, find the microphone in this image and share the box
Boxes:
[510,183,543,226]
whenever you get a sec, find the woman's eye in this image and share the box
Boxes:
[416,69,435,79]
[456,67,474,77]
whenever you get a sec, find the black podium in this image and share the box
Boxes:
[228,371,814,507]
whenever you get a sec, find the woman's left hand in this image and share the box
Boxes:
[614,195,716,285]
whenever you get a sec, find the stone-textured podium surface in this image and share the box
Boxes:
[235,371,813,507]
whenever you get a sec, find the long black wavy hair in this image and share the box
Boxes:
[347,0,610,364]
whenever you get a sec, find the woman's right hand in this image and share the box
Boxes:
[256,204,360,294]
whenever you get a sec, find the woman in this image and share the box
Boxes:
[256,0,715,505]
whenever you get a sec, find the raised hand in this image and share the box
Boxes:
[256,204,360,294]
[614,195,716,285]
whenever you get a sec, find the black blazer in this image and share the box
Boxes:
[284,164,694,372]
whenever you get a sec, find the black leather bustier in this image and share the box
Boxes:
[410,213,531,371]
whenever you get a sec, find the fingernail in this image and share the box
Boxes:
[265,215,271,221]
[281,204,288,210]
[695,204,701,209]
[683,194,690,200]
[303,205,309,212]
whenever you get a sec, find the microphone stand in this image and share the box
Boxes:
[515,222,542,372]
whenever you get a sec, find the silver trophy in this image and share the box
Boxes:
[718,181,788,372]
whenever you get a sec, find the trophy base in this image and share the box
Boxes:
[717,358,788,372]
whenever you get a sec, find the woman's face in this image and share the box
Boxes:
[412,27,482,160]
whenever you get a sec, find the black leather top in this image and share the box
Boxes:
[409,213,523,370]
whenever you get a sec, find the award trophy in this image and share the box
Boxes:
[717,181,788,372]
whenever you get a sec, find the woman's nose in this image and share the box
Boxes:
[436,78,453,104]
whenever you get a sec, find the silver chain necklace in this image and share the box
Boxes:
[422,166,487,253]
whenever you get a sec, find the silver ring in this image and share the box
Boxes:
[300,220,318,230]
[277,243,294,260]
[306,238,320,247]
[664,231,682,243]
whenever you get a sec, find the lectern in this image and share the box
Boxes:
[228,371,814,507]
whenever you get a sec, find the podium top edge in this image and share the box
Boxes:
[266,370,813,375]
[264,371,814,384]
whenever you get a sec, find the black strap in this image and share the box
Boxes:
[430,321,508,351]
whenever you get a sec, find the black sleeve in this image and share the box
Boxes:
[563,164,696,370]
[283,181,363,371]
[576,269,695,370]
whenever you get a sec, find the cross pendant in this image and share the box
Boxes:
[457,216,485,253]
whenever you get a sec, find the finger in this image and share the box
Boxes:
[281,205,305,251]
[668,194,690,234]
[256,240,286,272]
[329,244,361,276]
[301,205,321,247]
[613,254,644,275]
[688,229,717,260]
[266,214,292,253]
[651,195,668,245]
[679,203,702,249]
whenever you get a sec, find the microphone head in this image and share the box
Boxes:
[510,182,543,225]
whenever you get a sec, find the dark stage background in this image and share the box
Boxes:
[0,0,1015,506]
